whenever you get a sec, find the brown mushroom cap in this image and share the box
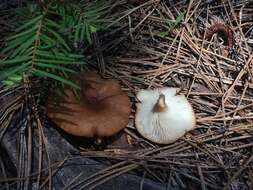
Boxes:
[47,72,131,138]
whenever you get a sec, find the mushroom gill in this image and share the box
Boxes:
[135,88,196,144]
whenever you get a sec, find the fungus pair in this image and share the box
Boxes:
[47,73,195,144]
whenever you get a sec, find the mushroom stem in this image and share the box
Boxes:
[152,94,167,113]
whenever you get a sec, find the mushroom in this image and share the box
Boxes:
[135,88,196,144]
[47,72,131,138]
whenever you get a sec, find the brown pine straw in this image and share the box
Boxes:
[0,1,252,190]
[78,0,253,189]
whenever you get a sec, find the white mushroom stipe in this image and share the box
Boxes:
[135,88,196,144]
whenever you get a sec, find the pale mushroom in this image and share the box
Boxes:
[47,72,131,138]
[135,88,196,144]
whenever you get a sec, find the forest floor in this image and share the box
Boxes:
[0,0,253,189]
[89,0,253,189]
